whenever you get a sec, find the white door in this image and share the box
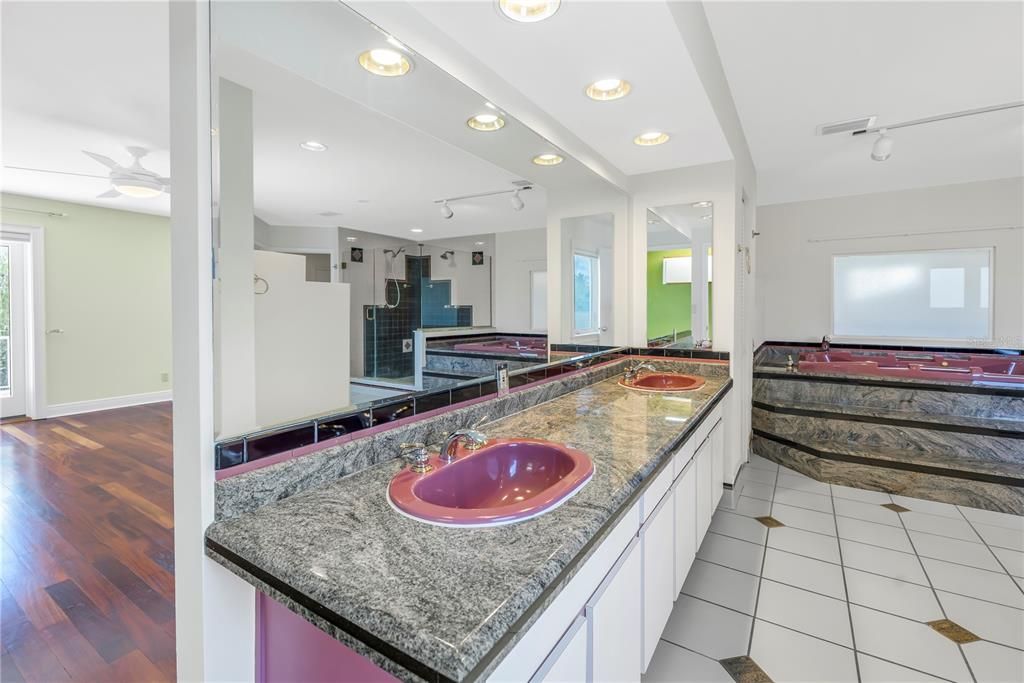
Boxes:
[0,239,27,418]
[588,537,642,682]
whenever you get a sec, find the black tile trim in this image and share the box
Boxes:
[752,429,1024,488]
[758,340,1022,356]
[753,371,1024,397]
[426,348,545,362]
[205,538,452,683]
[752,400,1024,440]
[626,346,730,361]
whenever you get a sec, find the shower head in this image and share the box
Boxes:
[440,250,456,260]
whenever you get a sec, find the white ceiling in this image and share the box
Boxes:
[647,202,713,250]
[1,1,170,216]
[396,0,733,176]
[705,1,1024,205]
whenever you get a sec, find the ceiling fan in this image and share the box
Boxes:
[82,146,170,199]
[4,145,170,199]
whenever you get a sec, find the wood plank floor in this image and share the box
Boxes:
[1,403,175,682]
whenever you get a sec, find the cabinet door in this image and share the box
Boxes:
[642,494,675,672]
[673,461,698,597]
[587,537,642,683]
[695,439,713,539]
[531,615,587,683]
[710,422,725,509]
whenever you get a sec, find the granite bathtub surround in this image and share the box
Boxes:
[752,353,1024,514]
[424,353,535,377]
[206,360,731,681]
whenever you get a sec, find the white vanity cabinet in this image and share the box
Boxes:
[641,491,676,671]
[488,394,730,683]
[530,615,588,683]
[672,458,698,597]
[588,536,642,682]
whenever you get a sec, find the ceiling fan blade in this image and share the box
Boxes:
[4,165,107,179]
[96,188,122,198]
[82,150,121,170]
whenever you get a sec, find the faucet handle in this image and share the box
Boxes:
[399,442,431,473]
[471,414,489,430]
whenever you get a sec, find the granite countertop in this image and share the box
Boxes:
[205,368,731,682]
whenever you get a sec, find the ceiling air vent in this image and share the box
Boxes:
[816,116,877,136]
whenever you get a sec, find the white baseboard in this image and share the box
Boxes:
[45,390,172,418]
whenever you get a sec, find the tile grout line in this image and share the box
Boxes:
[829,482,862,683]
[744,464,780,658]
[893,506,978,683]
[708,518,1022,586]
[953,505,1024,596]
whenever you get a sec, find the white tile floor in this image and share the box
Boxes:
[644,455,1024,683]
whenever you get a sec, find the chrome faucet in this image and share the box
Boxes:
[624,361,656,384]
[439,419,488,463]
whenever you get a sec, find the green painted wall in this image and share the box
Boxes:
[1,194,171,405]
[647,248,693,340]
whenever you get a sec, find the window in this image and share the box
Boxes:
[530,270,547,332]
[573,252,599,335]
[833,248,993,340]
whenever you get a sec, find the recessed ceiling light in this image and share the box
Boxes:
[532,153,564,166]
[300,140,328,152]
[475,241,485,246]
[410,228,424,233]
[633,131,670,146]
[585,78,631,101]
[467,113,505,132]
[691,201,712,208]
[498,0,560,23]
[346,236,358,242]
[358,48,412,77]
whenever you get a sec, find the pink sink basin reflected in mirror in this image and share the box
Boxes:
[388,439,594,527]
[619,373,706,392]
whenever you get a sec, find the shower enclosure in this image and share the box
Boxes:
[344,242,493,388]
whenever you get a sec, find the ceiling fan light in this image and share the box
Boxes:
[112,176,163,198]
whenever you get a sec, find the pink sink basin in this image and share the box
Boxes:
[388,439,594,527]
[619,373,706,392]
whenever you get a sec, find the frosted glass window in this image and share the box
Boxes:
[663,256,691,283]
[929,268,965,308]
[833,248,992,340]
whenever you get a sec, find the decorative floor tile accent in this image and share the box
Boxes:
[881,502,911,513]
[719,655,773,683]
[927,619,981,644]
[755,515,785,528]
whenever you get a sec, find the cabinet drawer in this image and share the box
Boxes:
[641,460,674,523]
[672,438,697,479]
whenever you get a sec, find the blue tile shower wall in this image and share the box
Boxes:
[363,255,475,378]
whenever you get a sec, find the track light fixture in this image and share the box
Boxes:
[840,101,1023,163]
[871,129,894,162]
[434,185,533,218]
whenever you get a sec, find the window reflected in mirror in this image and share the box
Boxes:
[646,203,713,349]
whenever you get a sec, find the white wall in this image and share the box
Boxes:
[756,177,1024,349]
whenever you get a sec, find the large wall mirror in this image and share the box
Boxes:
[210,1,623,450]
[645,202,714,348]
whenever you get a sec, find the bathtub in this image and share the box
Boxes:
[797,349,1024,385]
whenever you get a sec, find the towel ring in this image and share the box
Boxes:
[254,275,270,295]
